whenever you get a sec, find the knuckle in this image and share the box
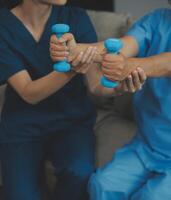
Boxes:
[80,60,84,64]
[119,65,124,70]
[102,62,106,67]
[116,71,121,76]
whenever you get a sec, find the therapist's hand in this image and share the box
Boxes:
[70,46,97,74]
[116,68,146,94]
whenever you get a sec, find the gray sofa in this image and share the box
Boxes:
[0,10,136,186]
[87,10,136,166]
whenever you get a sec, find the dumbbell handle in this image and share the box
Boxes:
[101,39,123,88]
[52,24,71,72]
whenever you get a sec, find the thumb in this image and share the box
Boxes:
[59,33,77,50]
[59,33,75,43]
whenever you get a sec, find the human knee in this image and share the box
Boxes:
[88,171,128,200]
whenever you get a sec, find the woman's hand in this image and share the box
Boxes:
[50,33,77,62]
[116,68,146,94]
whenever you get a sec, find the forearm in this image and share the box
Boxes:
[25,71,76,104]
[85,63,119,97]
[127,53,171,77]
[76,36,139,63]
[9,70,76,105]
[120,36,139,58]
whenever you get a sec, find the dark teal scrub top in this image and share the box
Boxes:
[0,6,97,142]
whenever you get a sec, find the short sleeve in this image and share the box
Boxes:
[0,38,25,85]
[74,9,97,43]
[126,10,161,57]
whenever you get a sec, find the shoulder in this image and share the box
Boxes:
[142,8,170,22]
[151,8,171,15]
[142,8,171,29]
[153,8,171,21]
[132,8,167,30]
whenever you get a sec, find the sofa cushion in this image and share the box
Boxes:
[87,10,132,41]
[95,112,136,167]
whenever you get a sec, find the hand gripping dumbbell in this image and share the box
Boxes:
[101,38,123,88]
[52,24,70,72]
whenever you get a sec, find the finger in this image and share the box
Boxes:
[103,54,119,62]
[50,35,61,45]
[102,67,121,77]
[86,47,97,64]
[102,61,116,69]
[131,70,141,89]
[51,56,66,62]
[137,67,147,83]
[81,47,93,63]
[76,51,96,74]
[102,61,124,70]
[103,54,124,63]
[122,80,129,92]
[86,48,97,65]
[126,75,135,93]
[72,52,84,67]
[77,64,90,74]
[50,43,68,52]
[68,54,77,63]
[51,51,69,58]
[58,33,74,43]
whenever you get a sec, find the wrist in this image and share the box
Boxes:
[66,69,77,78]
[53,69,76,77]
[126,58,139,73]
[94,43,105,63]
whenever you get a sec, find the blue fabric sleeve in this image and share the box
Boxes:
[126,10,161,57]
[0,37,25,85]
[74,9,97,43]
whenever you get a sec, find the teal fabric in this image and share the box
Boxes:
[0,5,97,142]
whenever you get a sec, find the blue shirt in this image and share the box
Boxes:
[127,9,171,171]
[0,6,97,142]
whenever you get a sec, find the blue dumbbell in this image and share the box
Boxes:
[52,24,70,72]
[101,38,123,88]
